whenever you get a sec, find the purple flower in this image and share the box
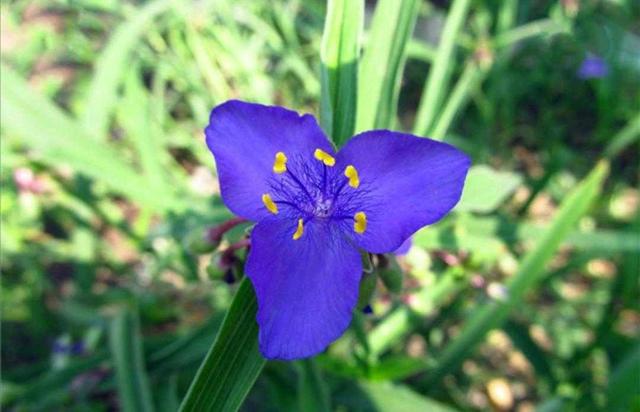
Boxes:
[205,100,470,360]
[578,55,609,79]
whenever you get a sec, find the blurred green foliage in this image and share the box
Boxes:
[1,0,639,411]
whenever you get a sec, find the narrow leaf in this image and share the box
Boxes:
[0,64,171,211]
[424,161,609,385]
[367,307,413,359]
[155,375,180,412]
[430,61,488,140]
[179,278,266,412]
[492,19,568,49]
[413,0,471,136]
[119,68,170,194]
[297,359,331,412]
[109,308,155,412]
[607,344,640,412]
[81,0,174,139]
[414,214,640,253]
[320,0,363,146]
[351,382,459,412]
[604,113,640,159]
[356,0,420,132]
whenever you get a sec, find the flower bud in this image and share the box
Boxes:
[357,272,377,309]
[223,269,237,284]
[206,255,225,280]
[185,228,218,254]
[376,255,403,294]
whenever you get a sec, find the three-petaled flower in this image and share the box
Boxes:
[206,100,470,360]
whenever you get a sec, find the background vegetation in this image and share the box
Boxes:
[1,0,638,411]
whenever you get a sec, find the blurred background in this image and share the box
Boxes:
[1,0,638,411]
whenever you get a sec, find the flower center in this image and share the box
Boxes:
[261,149,367,239]
[314,198,333,217]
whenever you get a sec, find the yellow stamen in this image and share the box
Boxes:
[273,151,287,174]
[344,165,360,188]
[261,193,278,214]
[354,212,367,234]
[313,148,336,166]
[293,218,304,240]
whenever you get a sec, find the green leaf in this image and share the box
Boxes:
[6,315,224,409]
[353,382,459,412]
[424,161,609,385]
[492,19,569,49]
[430,61,488,140]
[504,321,556,385]
[607,344,640,412]
[367,307,413,359]
[2,352,110,407]
[81,0,174,139]
[365,356,430,381]
[414,214,640,254]
[604,113,640,159]
[109,308,155,412]
[147,313,224,374]
[413,0,471,136]
[154,374,180,412]
[355,0,420,132]
[456,165,522,213]
[535,398,567,412]
[406,39,437,63]
[0,64,171,211]
[179,278,266,412]
[119,67,171,194]
[367,267,466,360]
[296,359,331,412]
[320,0,363,146]
[496,0,518,33]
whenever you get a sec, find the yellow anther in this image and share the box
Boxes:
[261,193,278,214]
[292,218,304,240]
[313,148,336,166]
[344,165,360,188]
[354,212,367,234]
[273,151,287,174]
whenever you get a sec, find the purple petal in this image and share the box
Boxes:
[246,218,362,360]
[394,237,412,255]
[205,100,334,221]
[336,130,470,253]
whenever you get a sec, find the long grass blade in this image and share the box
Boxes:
[424,160,609,385]
[430,61,487,140]
[297,358,331,412]
[606,344,640,411]
[604,113,640,159]
[0,64,170,211]
[413,0,471,137]
[81,0,173,140]
[351,382,459,412]
[356,0,420,132]
[119,68,171,194]
[109,308,155,412]
[178,278,266,412]
[320,0,364,146]
[492,19,568,49]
